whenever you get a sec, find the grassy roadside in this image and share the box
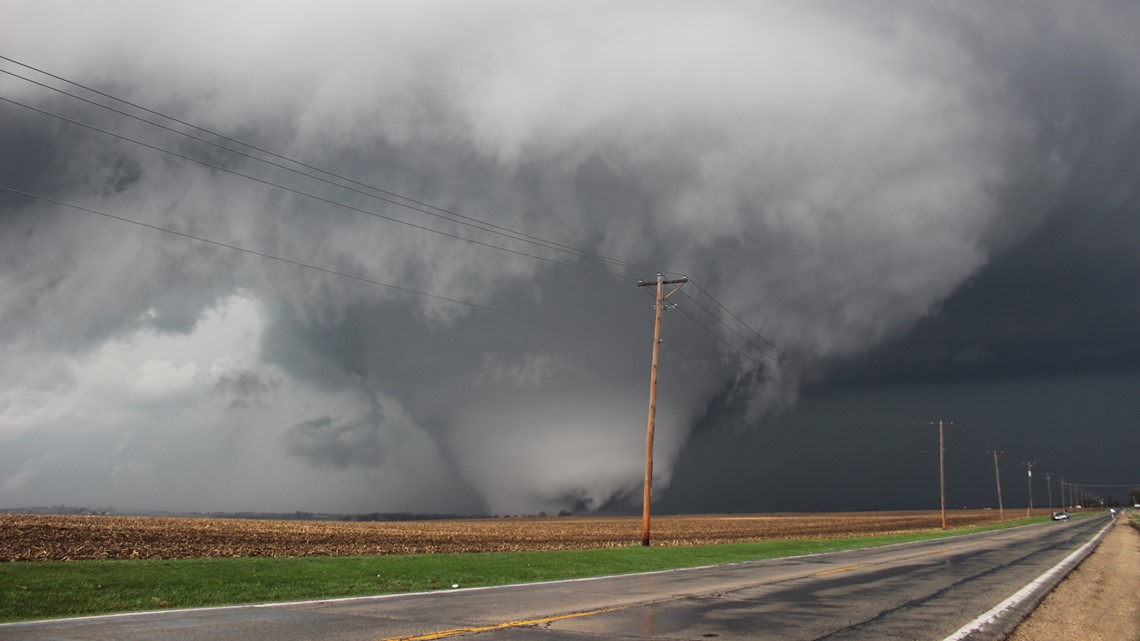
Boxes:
[0,515,1060,623]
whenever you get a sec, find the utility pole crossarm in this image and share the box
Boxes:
[638,277,690,287]
[638,277,688,301]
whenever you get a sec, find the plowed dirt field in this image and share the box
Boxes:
[0,510,1017,561]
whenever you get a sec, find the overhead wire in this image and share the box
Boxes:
[631,285,710,364]
[633,283,785,372]
[0,94,639,281]
[689,281,790,360]
[2,86,796,370]
[676,287,802,373]
[0,57,677,279]
[0,55,799,370]
[0,184,647,343]
[673,305,770,372]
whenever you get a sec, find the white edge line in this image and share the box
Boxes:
[0,516,1099,628]
[940,516,1115,641]
[1,561,741,627]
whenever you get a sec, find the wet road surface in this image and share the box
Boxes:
[3,515,1110,641]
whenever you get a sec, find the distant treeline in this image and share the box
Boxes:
[340,512,488,522]
[0,506,579,521]
[339,510,581,520]
[0,505,114,516]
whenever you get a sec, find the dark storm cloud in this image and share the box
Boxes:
[0,110,77,209]
[0,100,247,349]
[660,373,1140,514]
[282,410,387,469]
[1,1,1137,514]
[820,200,1140,390]
[808,2,1140,390]
[213,368,278,409]
[665,0,1140,510]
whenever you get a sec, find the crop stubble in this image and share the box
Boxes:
[0,511,1008,562]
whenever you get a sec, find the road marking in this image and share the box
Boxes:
[0,519,1051,629]
[941,518,1113,641]
[816,564,865,576]
[378,607,619,641]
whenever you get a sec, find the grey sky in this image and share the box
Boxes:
[1,1,1137,515]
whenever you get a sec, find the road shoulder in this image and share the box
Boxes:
[1007,517,1140,641]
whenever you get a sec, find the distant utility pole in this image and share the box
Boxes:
[637,273,687,547]
[1060,479,1066,511]
[1045,473,1053,512]
[1024,462,1035,518]
[987,450,1005,520]
[931,420,952,530]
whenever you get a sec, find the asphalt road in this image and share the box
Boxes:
[2,515,1111,641]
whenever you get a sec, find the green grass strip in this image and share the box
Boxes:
[0,515,1061,622]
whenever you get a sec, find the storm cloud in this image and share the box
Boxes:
[1,1,1137,514]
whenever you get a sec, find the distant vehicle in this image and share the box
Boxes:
[1051,512,1070,521]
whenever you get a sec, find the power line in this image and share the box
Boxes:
[0,57,678,279]
[676,288,803,373]
[673,305,769,372]
[689,281,790,361]
[0,55,799,372]
[0,67,650,276]
[1,93,801,375]
[0,184,650,342]
[637,285,758,367]
[0,94,643,282]
[1,183,733,377]
[1,91,800,373]
[641,283,775,371]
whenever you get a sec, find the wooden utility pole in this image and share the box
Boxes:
[1045,472,1053,512]
[1024,462,1035,518]
[927,421,951,529]
[638,273,687,546]
[938,420,948,530]
[987,450,1005,520]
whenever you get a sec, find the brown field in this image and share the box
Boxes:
[0,510,1027,562]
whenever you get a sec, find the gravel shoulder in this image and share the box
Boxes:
[1007,515,1140,641]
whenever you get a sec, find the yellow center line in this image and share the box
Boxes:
[377,607,621,641]
[815,564,865,576]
